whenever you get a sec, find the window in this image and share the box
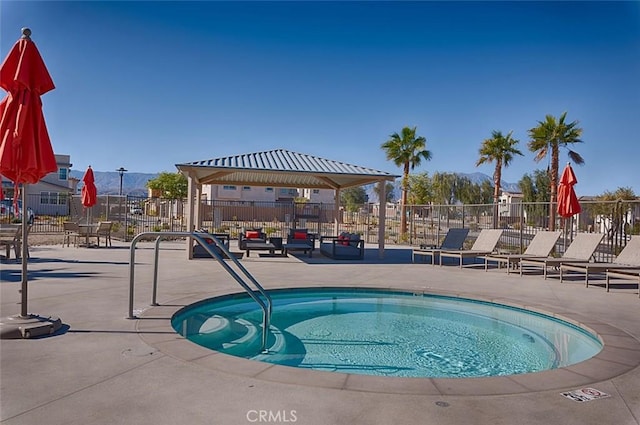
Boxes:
[242,186,251,191]
[58,168,68,181]
[222,185,237,191]
[58,193,69,206]
[40,191,61,205]
[312,189,320,194]
[265,187,274,192]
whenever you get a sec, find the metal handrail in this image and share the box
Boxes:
[127,231,272,352]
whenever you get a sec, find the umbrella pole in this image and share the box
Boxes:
[21,184,28,317]
[0,183,62,339]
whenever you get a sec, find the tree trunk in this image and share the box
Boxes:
[400,163,410,238]
[492,163,501,229]
[549,144,559,231]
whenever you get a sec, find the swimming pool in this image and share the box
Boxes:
[171,288,602,378]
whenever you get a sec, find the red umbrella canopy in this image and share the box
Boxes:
[0,28,57,186]
[81,166,97,208]
[557,163,581,218]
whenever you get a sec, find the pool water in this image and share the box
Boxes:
[172,288,602,378]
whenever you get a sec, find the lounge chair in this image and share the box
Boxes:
[412,228,470,265]
[438,229,504,268]
[605,268,640,298]
[518,233,604,279]
[483,230,562,273]
[560,236,640,288]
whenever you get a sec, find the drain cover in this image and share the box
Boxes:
[561,388,610,402]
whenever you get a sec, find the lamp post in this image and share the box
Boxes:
[116,167,127,196]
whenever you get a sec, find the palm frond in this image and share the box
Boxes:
[567,150,585,165]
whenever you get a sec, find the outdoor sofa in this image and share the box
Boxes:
[320,233,365,260]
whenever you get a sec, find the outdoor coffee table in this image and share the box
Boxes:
[283,243,313,258]
[245,242,277,257]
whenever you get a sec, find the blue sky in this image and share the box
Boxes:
[2,1,639,196]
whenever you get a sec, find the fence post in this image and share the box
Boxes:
[519,202,524,253]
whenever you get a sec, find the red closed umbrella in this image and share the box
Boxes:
[557,163,581,218]
[557,163,582,252]
[81,166,97,209]
[0,30,57,186]
[0,28,61,337]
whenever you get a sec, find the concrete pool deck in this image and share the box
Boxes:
[1,241,639,425]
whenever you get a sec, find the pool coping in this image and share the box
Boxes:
[136,285,640,396]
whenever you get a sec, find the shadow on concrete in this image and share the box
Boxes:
[290,247,415,265]
[0,268,102,283]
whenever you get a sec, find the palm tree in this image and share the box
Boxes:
[476,130,523,227]
[381,126,432,237]
[527,112,584,230]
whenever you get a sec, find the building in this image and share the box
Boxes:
[1,154,75,216]
[201,185,336,204]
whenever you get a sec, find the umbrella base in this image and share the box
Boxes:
[0,314,62,339]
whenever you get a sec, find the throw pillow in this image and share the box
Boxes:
[246,230,260,239]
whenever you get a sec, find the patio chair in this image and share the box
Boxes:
[438,229,504,268]
[518,233,604,279]
[560,236,640,288]
[284,228,316,257]
[286,228,316,250]
[63,221,80,247]
[412,228,469,265]
[0,223,22,259]
[237,227,267,250]
[17,224,31,259]
[483,230,562,273]
[96,221,113,247]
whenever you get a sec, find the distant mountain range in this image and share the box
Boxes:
[70,170,158,197]
[71,170,519,200]
[364,172,520,202]
[459,172,520,192]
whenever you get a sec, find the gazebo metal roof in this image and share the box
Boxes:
[176,149,398,189]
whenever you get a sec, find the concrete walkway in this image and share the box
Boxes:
[1,241,639,425]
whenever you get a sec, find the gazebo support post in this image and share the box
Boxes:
[194,183,202,230]
[185,173,197,259]
[334,188,341,236]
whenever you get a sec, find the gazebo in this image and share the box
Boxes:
[175,149,399,258]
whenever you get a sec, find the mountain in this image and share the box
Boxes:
[70,170,158,196]
[71,169,519,200]
[460,172,521,193]
[364,172,520,202]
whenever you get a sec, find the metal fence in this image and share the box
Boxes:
[13,193,639,261]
